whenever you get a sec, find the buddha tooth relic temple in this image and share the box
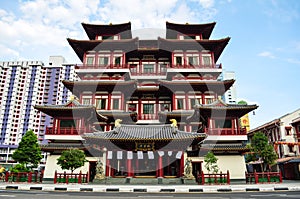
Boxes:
[35,21,258,183]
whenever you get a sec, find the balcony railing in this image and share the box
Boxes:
[171,63,222,69]
[46,127,88,135]
[205,128,247,135]
[75,63,222,75]
[138,114,158,120]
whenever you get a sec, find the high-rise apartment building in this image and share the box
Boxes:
[0,56,77,163]
[221,71,237,104]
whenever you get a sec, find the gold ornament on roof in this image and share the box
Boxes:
[115,119,122,128]
[170,119,177,128]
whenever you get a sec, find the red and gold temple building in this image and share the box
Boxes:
[35,21,258,183]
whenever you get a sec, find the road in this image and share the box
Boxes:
[0,190,300,199]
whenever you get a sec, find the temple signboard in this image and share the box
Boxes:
[135,142,154,151]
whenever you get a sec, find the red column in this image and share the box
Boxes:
[127,159,132,177]
[121,94,124,110]
[138,98,142,120]
[172,94,176,110]
[108,93,112,110]
[158,154,163,177]
[185,93,189,110]
[105,159,110,177]
[179,152,184,177]
[201,93,205,104]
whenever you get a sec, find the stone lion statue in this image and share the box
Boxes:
[183,158,195,179]
[94,160,105,180]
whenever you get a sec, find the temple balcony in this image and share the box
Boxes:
[137,114,159,120]
[204,127,248,141]
[45,127,89,135]
[205,127,247,135]
[170,63,222,69]
[75,63,222,78]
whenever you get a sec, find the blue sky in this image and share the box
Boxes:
[0,0,299,129]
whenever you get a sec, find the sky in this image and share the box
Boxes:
[0,0,300,129]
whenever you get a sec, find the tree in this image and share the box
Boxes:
[12,130,42,169]
[204,151,219,174]
[249,132,277,171]
[57,149,88,172]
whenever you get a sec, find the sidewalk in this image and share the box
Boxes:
[0,180,300,193]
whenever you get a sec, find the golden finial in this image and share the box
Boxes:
[115,119,122,128]
[170,119,177,128]
[70,95,75,101]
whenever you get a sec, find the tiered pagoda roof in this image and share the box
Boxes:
[158,37,230,62]
[62,80,137,96]
[201,142,249,153]
[159,79,235,95]
[34,99,107,122]
[166,21,216,39]
[82,22,132,40]
[82,124,207,150]
[189,99,258,120]
[67,38,138,61]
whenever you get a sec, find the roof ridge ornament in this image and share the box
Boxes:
[170,119,178,134]
[114,119,122,128]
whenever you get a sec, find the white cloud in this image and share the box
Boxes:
[258,51,276,59]
[286,58,300,65]
[198,0,214,8]
[0,0,218,63]
[0,44,20,60]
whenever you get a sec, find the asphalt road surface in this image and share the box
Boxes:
[0,190,300,199]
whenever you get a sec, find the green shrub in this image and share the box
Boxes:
[10,163,30,173]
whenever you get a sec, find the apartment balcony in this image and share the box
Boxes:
[205,127,247,136]
[45,127,89,135]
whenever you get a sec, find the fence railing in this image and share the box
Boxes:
[5,171,43,183]
[46,127,88,135]
[54,171,89,184]
[205,128,247,135]
[245,171,282,184]
[197,170,230,185]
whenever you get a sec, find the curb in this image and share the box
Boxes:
[2,184,298,193]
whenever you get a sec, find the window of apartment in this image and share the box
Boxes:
[143,64,155,73]
[95,98,107,110]
[143,104,154,114]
